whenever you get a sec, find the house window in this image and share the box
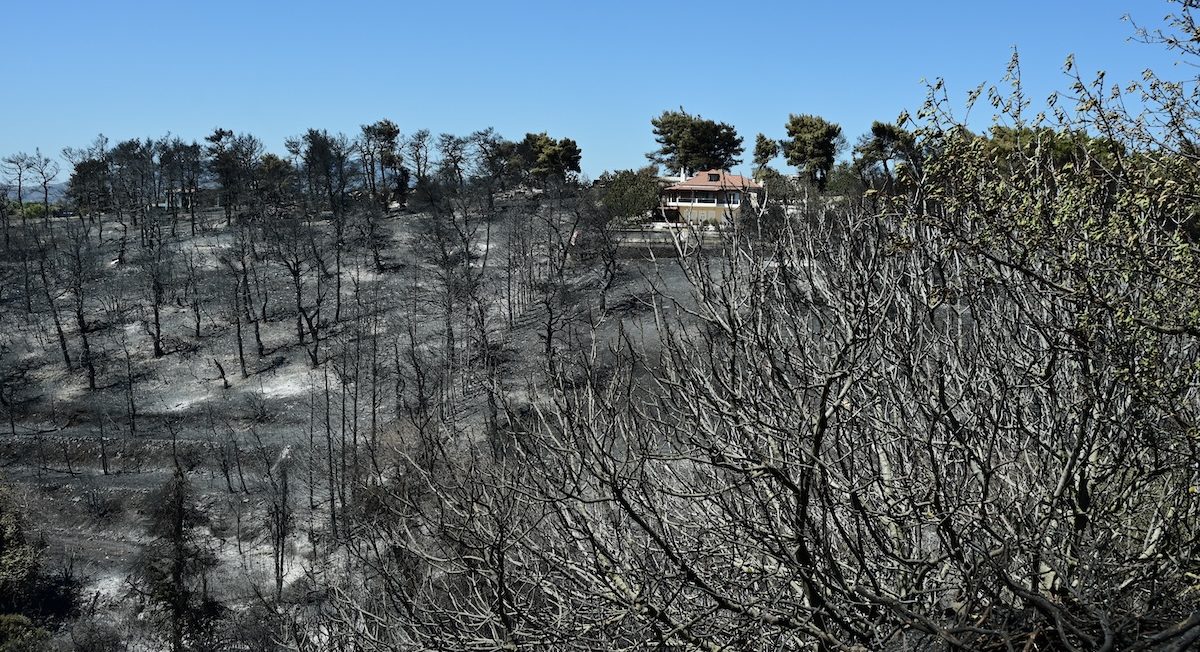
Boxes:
[707,173,720,182]
[725,191,740,205]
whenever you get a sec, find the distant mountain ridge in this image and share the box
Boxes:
[3,182,69,203]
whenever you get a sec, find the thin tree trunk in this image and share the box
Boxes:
[124,345,137,437]
[324,369,338,544]
[75,298,96,389]
[152,293,164,357]
[234,308,247,378]
[38,258,73,369]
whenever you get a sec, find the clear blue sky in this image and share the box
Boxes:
[0,1,1186,179]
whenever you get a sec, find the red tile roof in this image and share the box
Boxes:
[667,169,763,191]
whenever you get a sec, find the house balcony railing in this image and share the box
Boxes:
[663,198,738,206]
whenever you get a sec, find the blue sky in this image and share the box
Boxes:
[0,1,1186,179]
